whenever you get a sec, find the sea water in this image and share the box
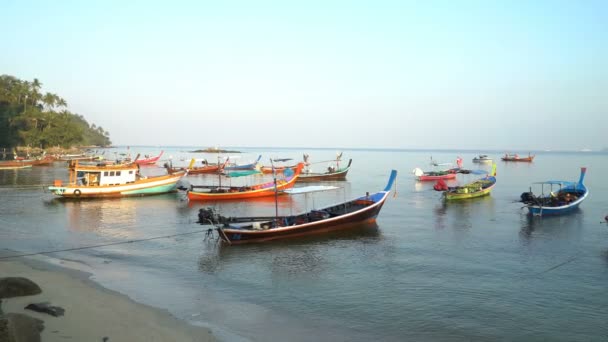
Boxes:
[1,147,608,341]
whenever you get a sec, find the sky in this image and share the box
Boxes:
[1,0,607,150]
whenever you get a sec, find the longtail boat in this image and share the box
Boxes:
[413,168,457,181]
[472,155,493,163]
[413,157,463,181]
[167,158,228,175]
[434,164,497,200]
[197,169,397,244]
[520,167,588,216]
[224,155,262,171]
[48,161,186,198]
[260,158,296,174]
[187,163,304,201]
[0,160,34,170]
[30,155,56,166]
[501,153,534,162]
[134,150,164,165]
[298,153,352,182]
[57,153,101,162]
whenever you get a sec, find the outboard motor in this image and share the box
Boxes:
[198,207,221,224]
[520,192,535,204]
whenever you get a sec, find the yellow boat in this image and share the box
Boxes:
[444,164,497,201]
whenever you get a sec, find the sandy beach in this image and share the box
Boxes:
[1,258,216,342]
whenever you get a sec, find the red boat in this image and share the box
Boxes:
[501,153,534,162]
[134,151,163,165]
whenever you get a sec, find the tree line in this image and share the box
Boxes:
[0,75,111,148]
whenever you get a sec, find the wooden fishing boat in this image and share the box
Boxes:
[501,153,534,162]
[520,167,588,216]
[166,158,228,175]
[0,160,33,170]
[187,163,304,201]
[413,157,462,181]
[29,155,56,166]
[260,158,297,174]
[134,150,163,165]
[414,169,457,181]
[434,164,497,200]
[48,161,186,198]
[472,155,493,163]
[197,169,397,244]
[298,158,352,182]
[57,153,101,162]
[224,155,262,171]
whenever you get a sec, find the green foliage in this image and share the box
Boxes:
[0,74,111,148]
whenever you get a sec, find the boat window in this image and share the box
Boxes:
[104,171,108,176]
[116,171,121,176]
[110,171,115,176]
[129,171,133,174]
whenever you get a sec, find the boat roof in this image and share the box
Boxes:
[533,181,576,186]
[73,163,138,171]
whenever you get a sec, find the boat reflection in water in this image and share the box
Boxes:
[198,221,381,274]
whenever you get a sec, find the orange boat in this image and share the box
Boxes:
[187,163,304,201]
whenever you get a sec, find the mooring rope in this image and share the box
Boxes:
[0,228,210,260]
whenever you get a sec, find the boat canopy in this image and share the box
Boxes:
[283,185,339,194]
[532,181,576,186]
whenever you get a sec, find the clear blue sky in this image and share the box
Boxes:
[1,0,606,150]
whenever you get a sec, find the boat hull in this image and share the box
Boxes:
[134,151,164,165]
[445,184,494,200]
[526,191,588,216]
[220,202,386,244]
[418,173,456,181]
[0,164,33,170]
[501,156,534,162]
[48,172,185,198]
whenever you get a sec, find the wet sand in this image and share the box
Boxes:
[1,258,216,342]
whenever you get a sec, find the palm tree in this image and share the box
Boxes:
[42,92,56,111]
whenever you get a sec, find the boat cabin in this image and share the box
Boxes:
[68,161,140,186]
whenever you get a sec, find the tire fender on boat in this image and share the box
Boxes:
[74,189,82,197]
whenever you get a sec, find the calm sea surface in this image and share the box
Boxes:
[1,147,608,341]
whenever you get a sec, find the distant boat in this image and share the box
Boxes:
[166,158,228,175]
[48,161,186,198]
[434,164,497,200]
[0,160,33,170]
[224,155,262,171]
[260,158,297,174]
[520,167,588,216]
[297,153,352,182]
[472,155,493,163]
[414,157,463,181]
[134,150,163,165]
[501,153,534,162]
[412,167,457,181]
[197,169,397,244]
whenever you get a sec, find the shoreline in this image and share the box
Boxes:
[1,255,216,342]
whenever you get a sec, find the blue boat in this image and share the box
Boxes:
[520,167,588,216]
[224,155,262,171]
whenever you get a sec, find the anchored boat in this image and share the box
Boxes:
[520,167,588,216]
[48,161,186,198]
[197,169,397,244]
